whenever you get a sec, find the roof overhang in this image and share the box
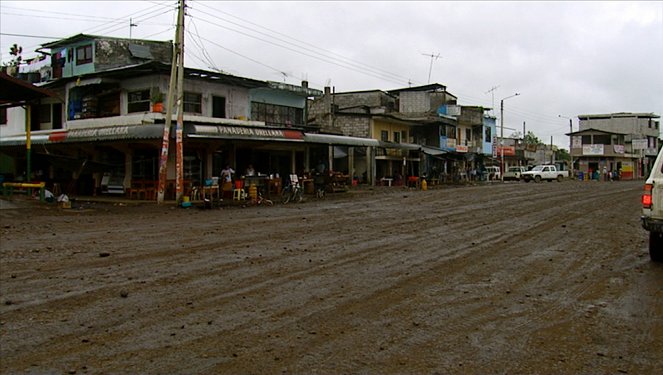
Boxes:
[303,133,380,147]
[0,71,57,108]
[0,124,164,146]
[188,124,305,142]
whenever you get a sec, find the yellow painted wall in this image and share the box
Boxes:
[372,119,409,142]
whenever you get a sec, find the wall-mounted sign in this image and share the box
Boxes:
[582,144,604,155]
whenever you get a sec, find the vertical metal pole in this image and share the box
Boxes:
[569,118,573,177]
[26,105,32,184]
[500,99,504,181]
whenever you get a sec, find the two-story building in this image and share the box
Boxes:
[0,33,327,199]
[569,112,661,180]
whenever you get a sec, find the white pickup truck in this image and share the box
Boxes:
[641,147,663,262]
[521,165,569,183]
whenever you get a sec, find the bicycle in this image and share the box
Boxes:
[244,185,273,207]
[249,189,273,206]
[281,174,303,204]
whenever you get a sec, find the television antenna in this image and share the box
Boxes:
[485,85,500,114]
[421,52,441,84]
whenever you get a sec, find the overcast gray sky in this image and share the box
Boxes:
[2,1,662,149]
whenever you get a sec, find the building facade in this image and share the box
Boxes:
[570,112,661,180]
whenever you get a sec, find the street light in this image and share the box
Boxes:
[500,93,520,181]
[559,114,574,178]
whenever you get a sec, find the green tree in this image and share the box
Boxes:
[2,44,23,74]
[556,148,570,162]
[523,131,543,145]
[7,43,22,66]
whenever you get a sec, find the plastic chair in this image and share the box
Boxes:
[233,180,245,200]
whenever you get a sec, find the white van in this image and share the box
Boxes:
[484,166,501,181]
[641,147,663,261]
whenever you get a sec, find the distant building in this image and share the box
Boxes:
[569,112,661,180]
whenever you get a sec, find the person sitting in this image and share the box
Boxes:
[245,164,256,177]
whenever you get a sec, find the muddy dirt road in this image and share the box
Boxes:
[1,180,661,374]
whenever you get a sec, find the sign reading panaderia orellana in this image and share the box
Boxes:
[67,126,130,139]
[194,125,303,139]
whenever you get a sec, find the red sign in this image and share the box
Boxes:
[497,146,516,156]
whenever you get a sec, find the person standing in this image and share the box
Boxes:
[220,164,235,199]
[221,164,234,182]
[245,164,256,177]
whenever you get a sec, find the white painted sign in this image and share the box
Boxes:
[582,144,604,155]
[632,139,648,150]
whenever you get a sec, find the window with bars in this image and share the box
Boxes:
[183,92,202,114]
[251,102,303,126]
[128,89,150,113]
[380,130,389,141]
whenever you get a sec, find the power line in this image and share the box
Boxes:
[0,32,63,40]
[189,10,410,87]
[191,1,414,85]
[186,16,222,73]
[0,5,121,20]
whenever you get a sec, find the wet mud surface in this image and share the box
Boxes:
[1,180,662,374]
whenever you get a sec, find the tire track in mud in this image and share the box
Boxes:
[1,181,655,374]
[198,182,648,374]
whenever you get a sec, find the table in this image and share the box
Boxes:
[380,178,393,187]
[267,178,281,198]
[200,185,220,201]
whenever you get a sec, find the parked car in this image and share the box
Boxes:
[503,166,527,181]
[484,166,501,180]
[521,165,569,182]
[641,147,663,262]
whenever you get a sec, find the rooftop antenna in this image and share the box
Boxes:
[129,18,138,40]
[421,52,441,84]
[485,85,500,115]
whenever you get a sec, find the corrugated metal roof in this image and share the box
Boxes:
[0,124,164,146]
[304,133,380,147]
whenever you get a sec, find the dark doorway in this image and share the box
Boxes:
[52,103,63,129]
[212,96,226,118]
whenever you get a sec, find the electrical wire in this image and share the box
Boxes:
[0,5,120,20]
[186,16,222,73]
[189,12,410,87]
[190,1,413,85]
[83,2,174,36]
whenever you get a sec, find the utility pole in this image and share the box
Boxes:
[129,18,137,40]
[421,52,441,84]
[157,0,185,204]
[559,114,573,176]
[175,0,185,202]
[550,136,554,164]
[500,93,520,181]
